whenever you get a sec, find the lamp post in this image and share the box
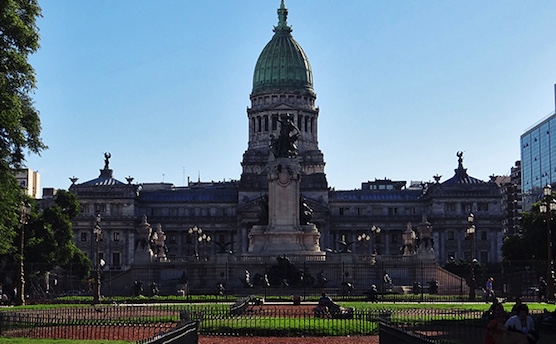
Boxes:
[357,232,370,254]
[199,233,211,260]
[92,214,102,304]
[539,184,556,302]
[188,226,211,260]
[371,225,381,254]
[15,202,31,306]
[466,213,476,300]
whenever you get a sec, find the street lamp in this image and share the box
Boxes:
[539,184,556,302]
[466,213,476,300]
[92,214,103,304]
[15,202,31,306]
[199,233,211,260]
[357,232,370,254]
[371,225,381,254]
[188,226,211,260]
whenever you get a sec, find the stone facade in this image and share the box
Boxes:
[68,2,504,277]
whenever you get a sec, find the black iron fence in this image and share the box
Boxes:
[0,259,554,304]
[0,305,509,343]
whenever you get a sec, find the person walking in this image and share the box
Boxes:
[485,277,495,302]
[537,276,547,302]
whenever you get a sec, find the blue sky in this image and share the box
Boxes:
[26,0,556,192]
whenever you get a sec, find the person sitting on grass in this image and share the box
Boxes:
[505,304,538,344]
[314,292,332,317]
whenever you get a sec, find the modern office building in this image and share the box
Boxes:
[15,169,41,199]
[520,85,556,211]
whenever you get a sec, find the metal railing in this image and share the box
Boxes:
[0,305,492,342]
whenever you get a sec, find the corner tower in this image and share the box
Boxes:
[240,0,327,196]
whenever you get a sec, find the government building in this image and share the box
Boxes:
[68,2,504,288]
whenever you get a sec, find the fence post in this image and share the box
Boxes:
[420,261,424,303]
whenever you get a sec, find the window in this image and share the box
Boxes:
[447,231,454,240]
[481,231,487,241]
[446,203,456,212]
[113,232,120,242]
[81,232,88,241]
[461,203,472,213]
[94,203,106,215]
[391,233,398,244]
[478,203,489,211]
[339,208,349,215]
[480,251,489,263]
[170,235,177,244]
[388,207,398,215]
[112,252,121,266]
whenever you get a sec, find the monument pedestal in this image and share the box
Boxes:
[248,224,323,256]
[245,158,325,258]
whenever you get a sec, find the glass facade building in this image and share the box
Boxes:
[521,111,556,210]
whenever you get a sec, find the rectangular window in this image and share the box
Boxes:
[447,231,454,240]
[480,251,489,263]
[446,203,456,212]
[170,235,177,244]
[388,207,398,215]
[112,252,121,266]
[391,233,398,244]
[481,231,487,240]
[461,203,472,213]
[81,232,88,241]
[478,203,489,211]
[94,203,106,215]
[113,232,120,242]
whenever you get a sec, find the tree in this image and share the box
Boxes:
[0,0,45,254]
[25,190,85,273]
[502,203,556,262]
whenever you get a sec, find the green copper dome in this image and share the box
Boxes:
[252,1,314,95]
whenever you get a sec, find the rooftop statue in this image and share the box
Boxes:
[104,152,111,169]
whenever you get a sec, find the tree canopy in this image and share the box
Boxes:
[502,202,556,262]
[26,190,89,275]
[0,0,45,254]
